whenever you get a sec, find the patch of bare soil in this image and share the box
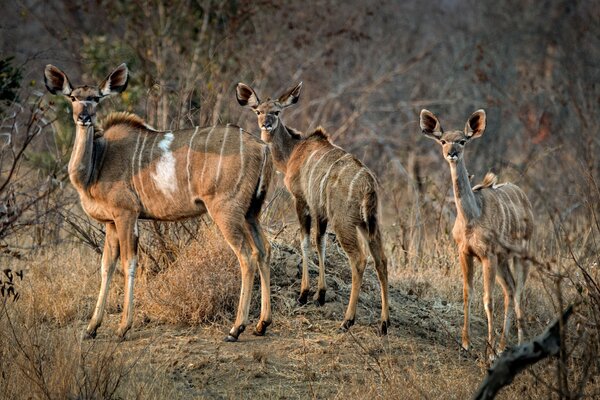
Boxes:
[84,238,495,399]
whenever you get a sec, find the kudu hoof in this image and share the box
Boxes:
[82,329,97,340]
[314,289,326,306]
[253,320,272,336]
[378,320,390,336]
[225,324,245,342]
[297,291,310,305]
[116,327,130,341]
[338,319,355,333]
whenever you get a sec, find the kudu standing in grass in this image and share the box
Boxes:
[236,82,390,334]
[419,109,534,353]
[44,64,274,342]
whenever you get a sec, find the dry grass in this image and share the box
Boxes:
[138,222,240,325]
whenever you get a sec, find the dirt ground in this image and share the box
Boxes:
[71,239,545,400]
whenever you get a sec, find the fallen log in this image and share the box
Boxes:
[473,305,574,400]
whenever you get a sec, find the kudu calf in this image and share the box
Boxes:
[420,109,534,353]
[44,64,273,342]
[236,82,390,334]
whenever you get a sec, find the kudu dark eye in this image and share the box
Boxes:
[440,139,447,145]
[70,95,77,101]
[273,111,280,116]
[255,110,261,115]
[459,140,466,145]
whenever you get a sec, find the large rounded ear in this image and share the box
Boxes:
[465,109,486,138]
[419,109,443,139]
[44,65,74,96]
[278,82,302,108]
[99,63,129,97]
[236,83,260,108]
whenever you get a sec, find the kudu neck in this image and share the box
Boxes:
[68,124,96,191]
[269,123,301,174]
[449,157,481,221]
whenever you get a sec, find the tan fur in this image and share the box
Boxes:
[420,109,534,354]
[237,82,389,334]
[45,64,274,341]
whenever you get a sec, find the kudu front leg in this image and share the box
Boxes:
[85,222,120,339]
[460,252,474,350]
[115,215,139,339]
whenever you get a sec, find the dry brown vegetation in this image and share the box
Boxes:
[1,0,599,399]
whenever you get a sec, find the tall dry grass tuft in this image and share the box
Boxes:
[0,299,174,400]
[138,222,240,325]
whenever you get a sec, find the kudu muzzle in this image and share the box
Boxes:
[74,101,96,126]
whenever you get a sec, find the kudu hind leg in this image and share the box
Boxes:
[216,216,257,342]
[481,255,497,357]
[363,227,390,335]
[495,256,515,352]
[247,218,272,336]
[314,218,328,306]
[514,256,529,344]
[338,229,366,332]
[296,200,312,305]
[85,222,120,339]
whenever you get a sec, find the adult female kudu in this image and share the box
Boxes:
[236,82,390,334]
[420,109,533,353]
[44,64,273,342]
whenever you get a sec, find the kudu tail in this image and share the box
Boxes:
[246,146,274,219]
[360,190,379,240]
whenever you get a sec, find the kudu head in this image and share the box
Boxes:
[236,82,302,143]
[44,63,129,127]
[420,109,487,163]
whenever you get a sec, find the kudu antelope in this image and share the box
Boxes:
[419,109,533,353]
[236,82,390,334]
[44,64,274,342]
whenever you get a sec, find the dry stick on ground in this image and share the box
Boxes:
[473,305,574,400]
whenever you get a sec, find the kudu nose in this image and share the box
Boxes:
[446,149,459,161]
[78,114,92,125]
[262,121,272,131]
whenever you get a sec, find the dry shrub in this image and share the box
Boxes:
[0,301,173,400]
[139,223,240,325]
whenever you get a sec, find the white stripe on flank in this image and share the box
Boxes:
[137,133,150,206]
[307,148,336,205]
[200,125,218,184]
[319,154,351,208]
[233,128,245,194]
[304,149,321,170]
[347,168,365,202]
[131,132,141,181]
[215,125,230,183]
[186,126,200,197]
[151,132,177,197]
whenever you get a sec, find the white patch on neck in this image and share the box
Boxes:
[152,132,177,197]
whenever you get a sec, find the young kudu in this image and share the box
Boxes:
[420,109,534,353]
[44,64,273,342]
[236,82,390,334]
